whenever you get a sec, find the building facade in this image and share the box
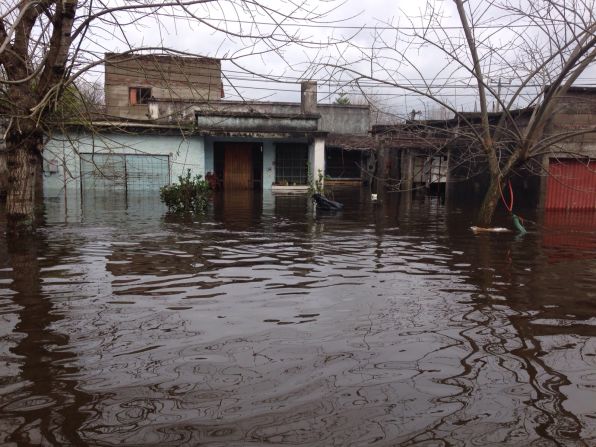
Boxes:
[44,54,371,196]
[104,53,223,121]
[540,87,596,210]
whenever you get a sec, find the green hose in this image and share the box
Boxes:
[512,214,527,234]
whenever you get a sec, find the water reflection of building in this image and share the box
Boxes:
[542,211,596,262]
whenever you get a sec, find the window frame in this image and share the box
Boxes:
[129,87,152,105]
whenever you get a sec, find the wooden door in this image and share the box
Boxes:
[224,144,253,190]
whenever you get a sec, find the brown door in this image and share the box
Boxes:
[224,144,253,190]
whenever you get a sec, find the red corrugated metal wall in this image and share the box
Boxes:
[546,159,596,209]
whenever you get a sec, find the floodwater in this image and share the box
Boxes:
[0,189,595,446]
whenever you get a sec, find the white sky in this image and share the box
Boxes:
[74,0,596,120]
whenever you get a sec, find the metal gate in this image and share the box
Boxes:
[546,159,596,210]
[80,154,170,190]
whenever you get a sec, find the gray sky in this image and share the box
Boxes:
[80,0,596,120]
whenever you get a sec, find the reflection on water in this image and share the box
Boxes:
[1,189,595,446]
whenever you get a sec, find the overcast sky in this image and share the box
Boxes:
[79,0,596,120]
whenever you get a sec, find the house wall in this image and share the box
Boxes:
[546,89,596,156]
[43,131,205,194]
[193,102,370,135]
[204,139,215,173]
[105,53,222,120]
[537,89,596,209]
[204,136,304,190]
[263,142,276,189]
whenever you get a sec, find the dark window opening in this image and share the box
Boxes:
[275,143,308,185]
[129,87,152,105]
[325,147,362,179]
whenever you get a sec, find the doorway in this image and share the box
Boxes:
[214,142,262,190]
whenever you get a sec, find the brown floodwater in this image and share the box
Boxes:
[0,189,595,446]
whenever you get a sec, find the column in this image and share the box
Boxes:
[400,149,414,192]
[308,136,325,188]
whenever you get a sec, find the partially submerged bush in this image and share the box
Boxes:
[160,170,211,214]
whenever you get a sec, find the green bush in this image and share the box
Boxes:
[160,170,211,214]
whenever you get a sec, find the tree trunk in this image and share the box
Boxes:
[6,136,42,235]
[476,176,503,227]
[0,148,7,200]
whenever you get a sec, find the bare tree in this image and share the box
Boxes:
[319,0,596,225]
[0,0,335,235]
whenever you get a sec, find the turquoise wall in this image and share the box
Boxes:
[262,141,276,190]
[43,131,205,194]
[204,138,214,174]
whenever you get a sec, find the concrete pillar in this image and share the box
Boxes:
[375,145,387,192]
[309,136,325,188]
[301,81,317,115]
[400,149,414,192]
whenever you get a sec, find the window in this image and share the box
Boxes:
[325,147,362,179]
[275,144,308,185]
[129,87,152,105]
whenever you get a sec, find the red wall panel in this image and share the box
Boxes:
[546,159,596,210]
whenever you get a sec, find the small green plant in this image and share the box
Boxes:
[314,169,325,194]
[308,167,326,195]
[160,169,211,214]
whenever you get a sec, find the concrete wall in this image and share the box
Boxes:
[318,104,370,134]
[196,114,318,132]
[194,101,370,135]
[263,141,276,189]
[203,136,307,190]
[105,53,222,120]
[546,89,596,157]
[537,88,596,208]
[204,138,214,173]
[43,131,205,194]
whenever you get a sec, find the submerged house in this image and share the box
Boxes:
[374,92,596,210]
[43,53,371,196]
[539,87,596,210]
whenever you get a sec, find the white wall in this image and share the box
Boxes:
[43,131,205,194]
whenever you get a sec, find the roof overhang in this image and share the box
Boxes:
[196,111,320,133]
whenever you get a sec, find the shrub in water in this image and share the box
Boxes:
[160,170,211,214]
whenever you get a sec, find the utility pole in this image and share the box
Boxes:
[490,77,511,112]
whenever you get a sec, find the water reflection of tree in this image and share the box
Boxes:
[3,236,92,445]
[409,232,589,444]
